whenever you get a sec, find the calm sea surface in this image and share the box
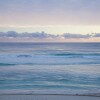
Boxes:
[0,42,100,94]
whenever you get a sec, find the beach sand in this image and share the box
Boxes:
[0,94,100,100]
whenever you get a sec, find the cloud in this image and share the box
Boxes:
[62,33,90,38]
[0,31,57,39]
[0,31,100,39]
[93,33,100,37]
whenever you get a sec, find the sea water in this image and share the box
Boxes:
[0,42,100,94]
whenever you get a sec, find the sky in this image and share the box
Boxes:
[0,0,100,42]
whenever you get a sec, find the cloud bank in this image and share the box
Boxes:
[0,31,100,39]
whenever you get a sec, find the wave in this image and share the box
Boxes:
[17,55,32,58]
[1,52,100,58]
[51,53,100,58]
[15,53,100,59]
[0,63,16,66]
[0,52,100,66]
[0,62,100,66]
[52,52,100,56]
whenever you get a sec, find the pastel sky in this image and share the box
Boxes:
[0,0,100,42]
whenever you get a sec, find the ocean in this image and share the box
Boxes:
[0,42,100,94]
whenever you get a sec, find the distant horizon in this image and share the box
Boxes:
[0,41,100,43]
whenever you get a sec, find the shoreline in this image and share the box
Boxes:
[0,94,100,100]
[0,93,100,97]
[0,90,100,97]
